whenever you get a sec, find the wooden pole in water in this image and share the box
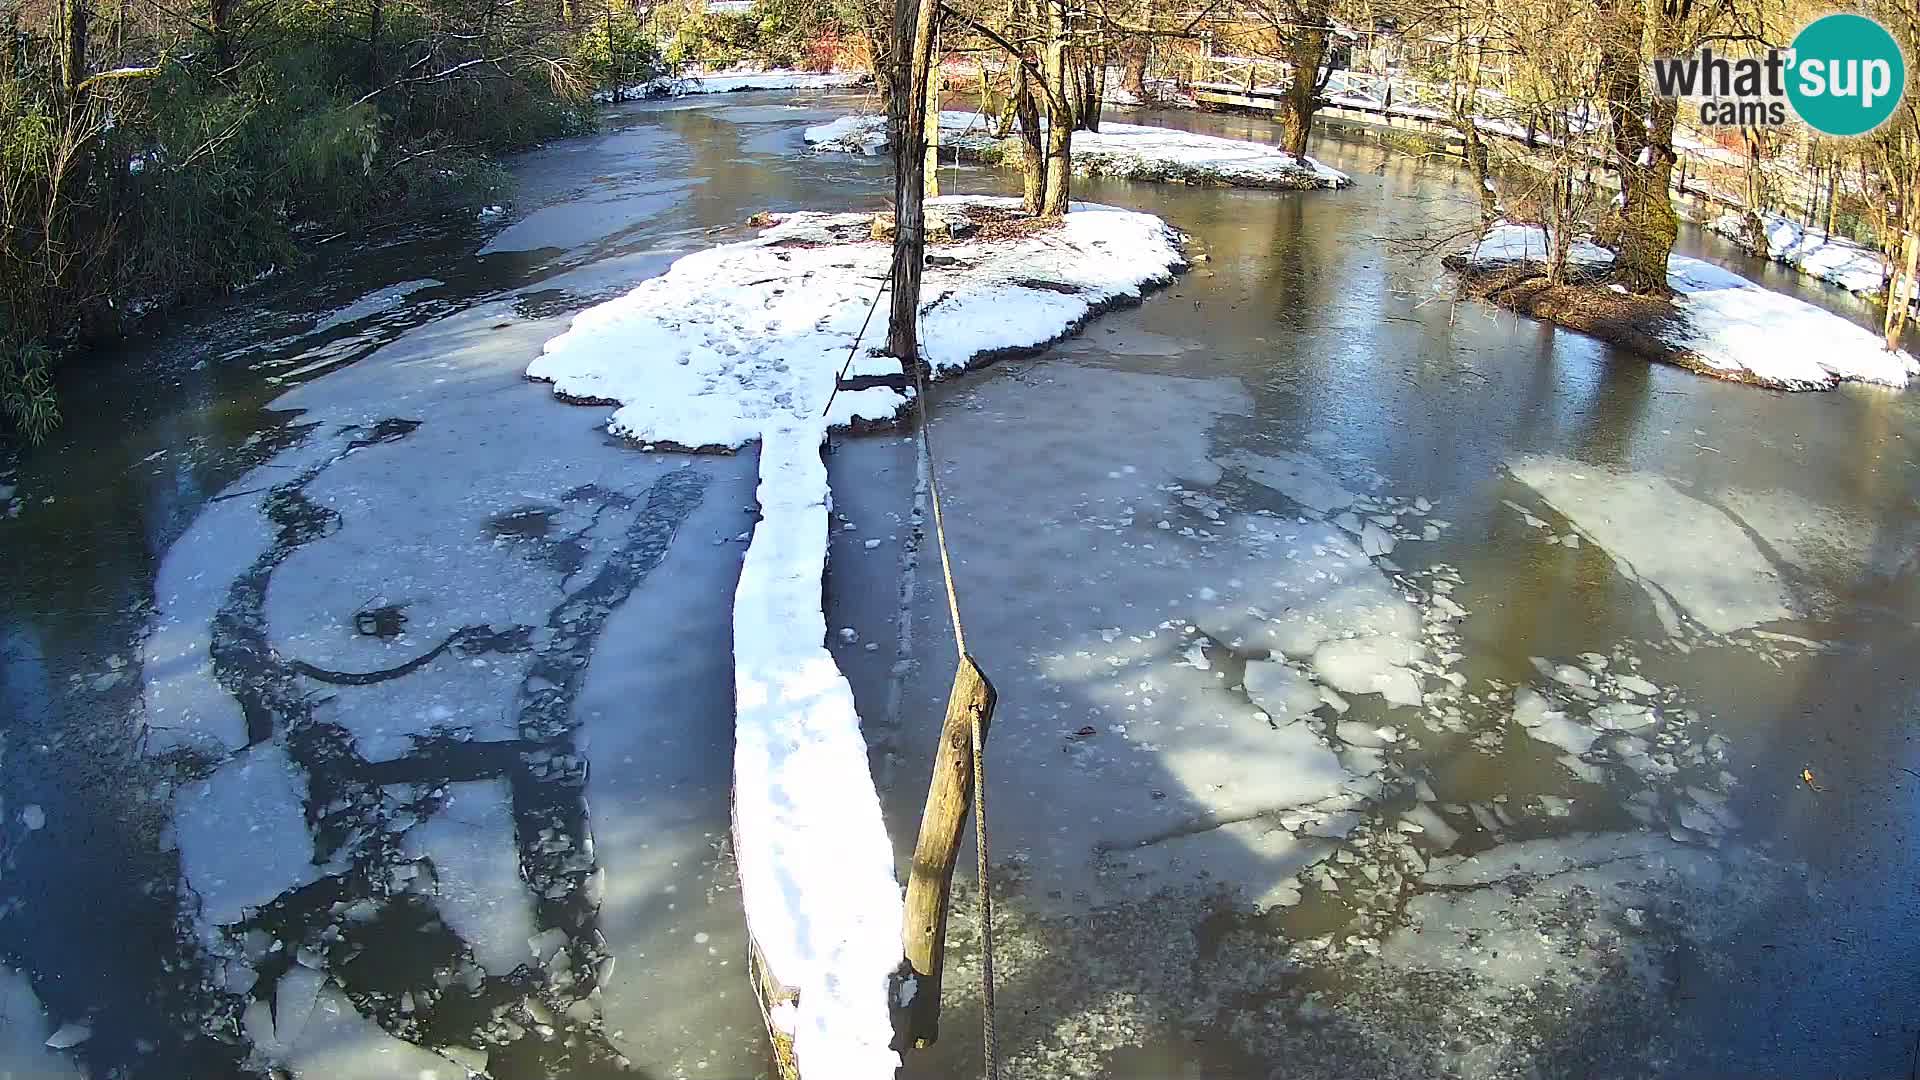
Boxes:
[898,654,995,1047]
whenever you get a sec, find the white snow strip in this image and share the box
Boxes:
[1459,224,1919,390]
[675,69,869,96]
[530,196,1184,1079]
[806,111,1350,189]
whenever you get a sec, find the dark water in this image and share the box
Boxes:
[2,93,1916,1079]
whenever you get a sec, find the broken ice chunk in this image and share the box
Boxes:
[1243,660,1321,723]
[1311,636,1423,708]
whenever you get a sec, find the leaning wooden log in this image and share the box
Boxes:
[898,654,997,1048]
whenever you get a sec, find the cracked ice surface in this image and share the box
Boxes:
[1509,455,1795,636]
[901,364,1433,910]
[145,296,760,1077]
[893,350,1789,1080]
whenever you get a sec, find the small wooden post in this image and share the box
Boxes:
[898,654,996,1048]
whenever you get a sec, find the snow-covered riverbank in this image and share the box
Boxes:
[595,68,870,101]
[805,111,1350,190]
[1457,223,1917,391]
[1706,210,1893,298]
[529,196,1184,1078]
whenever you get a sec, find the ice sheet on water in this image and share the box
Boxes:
[1310,636,1423,708]
[1242,659,1321,722]
[402,780,535,978]
[1379,832,1724,988]
[142,491,275,755]
[1219,449,1358,514]
[1509,456,1794,636]
[1103,818,1334,911]
[277,985,454,1078]
[176,742,320,935]
[0,967,81,1078]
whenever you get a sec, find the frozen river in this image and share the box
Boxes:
[3,92,1919,1079]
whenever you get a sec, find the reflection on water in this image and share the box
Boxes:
[2,92,1918,1079]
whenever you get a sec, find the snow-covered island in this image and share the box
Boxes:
[1448,223,1918,391]
[527,196,1183,1078]
[806,110,1351,191]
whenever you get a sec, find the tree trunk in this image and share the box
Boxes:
[59,0,88,100]
[365,0,382,93]
[1886,226,1916,351]
[1038,0,1071,216]
[1613,95,1678,294]
[208,0,232,73]
[1014,65,1044,213]
[884,0,940,361]
[1737,129,1768,256]
[1123,41,1147,98]
[1277,0,1329,158]
[1825,167,1839,236]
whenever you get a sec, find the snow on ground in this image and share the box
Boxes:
[1664,255,1917,389]
[1706,210,1890,296]
[593,69,869,102]
[1465,222,1617,268]
[1508,455,1795,637]
[1460,223,1919,390]
[529,196,1184,1079]
[529,196,1185,447]
[805,110,1350,190]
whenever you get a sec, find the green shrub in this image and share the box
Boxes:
[0,341,59,445]
[577,14,666,90]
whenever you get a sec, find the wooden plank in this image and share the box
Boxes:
[898,654,996,1048]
